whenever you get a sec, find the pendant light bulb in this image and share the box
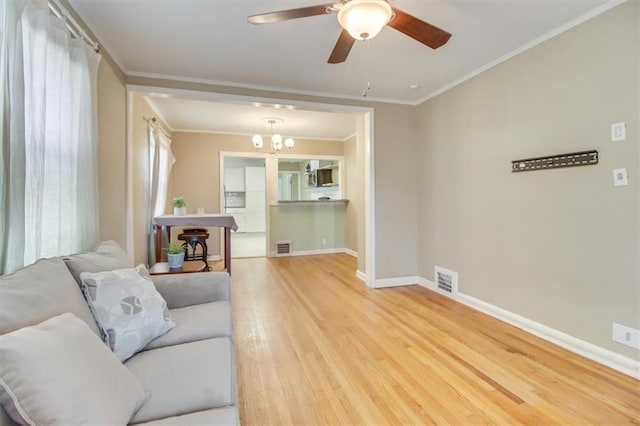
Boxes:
[284,137,295,149]
[252,134,263,149]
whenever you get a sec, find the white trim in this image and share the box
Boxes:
[125,91,135,263]
[171,128,351,143]
[355,270,366,283]
[127,71,415,106]
[270,248,349,257]
[374,276,421,288]
[207,254,222,261]
[456,292,640,380]
[364,112,375,288]
[341,132,357,142]
[219,151,269,258]
[416,0,628,104]
[126,85,375,116]
[343,248,358,258]
[380,275,640,378]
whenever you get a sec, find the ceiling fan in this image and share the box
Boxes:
[248,0,452,64]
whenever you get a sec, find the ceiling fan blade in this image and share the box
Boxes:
[388,8,451,49]
[328,30,355,64]
[248,4,334,24]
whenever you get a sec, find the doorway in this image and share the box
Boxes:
[222,156,267,258]
[278,171,301,201]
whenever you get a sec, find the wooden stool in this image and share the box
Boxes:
[177,230,210,271]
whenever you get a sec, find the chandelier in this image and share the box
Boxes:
[252,118,294,152]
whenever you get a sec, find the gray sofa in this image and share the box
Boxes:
[0,241,238,425]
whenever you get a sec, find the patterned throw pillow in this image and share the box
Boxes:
[79,265,175,361]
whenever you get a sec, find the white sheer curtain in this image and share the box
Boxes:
[146,122,174,265]
[0,0,101,274]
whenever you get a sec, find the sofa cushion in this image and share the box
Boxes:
[80,265,175,361]
[150,272,230,309]
[0,257,100,336]
[144,301,231,350]
[64,240,132,286]
[132,406,238,425]
[0,313,148,425]
[126,338,234,424]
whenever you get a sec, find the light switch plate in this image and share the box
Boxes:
[611,122,626,141]
[613,168,628,187]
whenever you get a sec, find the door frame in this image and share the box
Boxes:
[219,151,268,258]
[126,84,376,287]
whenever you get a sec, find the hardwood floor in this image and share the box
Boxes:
[231,254,640,425]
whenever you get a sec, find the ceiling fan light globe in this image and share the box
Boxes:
[338,0,392,41]
[252,134,264,149]
[284,137,295,149]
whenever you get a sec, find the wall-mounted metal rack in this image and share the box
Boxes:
[512,150,598,173]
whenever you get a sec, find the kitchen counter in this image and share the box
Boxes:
[274,199,349,206]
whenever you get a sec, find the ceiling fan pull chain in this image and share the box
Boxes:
[362,39,372,98]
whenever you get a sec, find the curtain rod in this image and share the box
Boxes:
[144,116,172,140]
[48,0,100,52]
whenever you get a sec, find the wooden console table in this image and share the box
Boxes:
[153,214,238,275]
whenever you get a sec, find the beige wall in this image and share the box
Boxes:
[169,132,345,256]
[415,1,639,359]
[96,59,127,247]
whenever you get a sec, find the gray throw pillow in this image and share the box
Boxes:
[0,313,148,425]
[80,265,175,361]
[64,240,132,286]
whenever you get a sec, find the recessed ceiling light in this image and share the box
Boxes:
[409,84,420,90]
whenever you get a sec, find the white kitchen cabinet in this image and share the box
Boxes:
[245,167,265,191]
[245,212,265,232]
[224,208,246,233]
[245,191,265,213]
[224,168,245,192]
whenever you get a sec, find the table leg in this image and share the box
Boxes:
[225,226,231,275]
[155,225,162,263]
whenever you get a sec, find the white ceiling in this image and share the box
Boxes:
[70,0,613,104]
[145,95,358,140]
[73,0,614,139]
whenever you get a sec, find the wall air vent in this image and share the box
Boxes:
[276,241,292,256]
[434,266,458,297]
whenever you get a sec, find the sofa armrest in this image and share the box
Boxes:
[151,272,230,309]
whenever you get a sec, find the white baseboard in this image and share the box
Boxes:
[270,248,357,257]
[355,270,366,283]
[271,248,346,257]
[386,275,640,379]
[455,292,640,379]
[374,276,422,288]
[343,248,358,258]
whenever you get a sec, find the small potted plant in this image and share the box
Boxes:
[166,243,185,269]
[173,196,186,216]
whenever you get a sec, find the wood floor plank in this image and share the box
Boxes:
[232,255,640,425]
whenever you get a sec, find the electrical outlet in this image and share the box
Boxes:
[613,168,629,187]
[321,238,327,246]
[611,122,626,141]
[612,323,640,349]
